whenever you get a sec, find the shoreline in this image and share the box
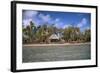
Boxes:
[23,42,90,47]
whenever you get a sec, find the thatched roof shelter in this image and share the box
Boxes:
[49,34,60,40]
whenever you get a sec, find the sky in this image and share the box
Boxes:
[22,10,91,31]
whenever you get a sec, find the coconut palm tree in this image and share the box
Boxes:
[84,29,91,42]
[23,21,36,43]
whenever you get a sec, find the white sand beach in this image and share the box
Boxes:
[23,42,90,47]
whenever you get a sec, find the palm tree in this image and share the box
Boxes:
[84,29,91,42]
[63,26,72,42]
[63,26,81,42]
[29,21,36,42]
[23,21,36,43]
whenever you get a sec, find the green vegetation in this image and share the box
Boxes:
[23,21,91,44]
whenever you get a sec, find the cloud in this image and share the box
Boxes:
[22,10,41,26]
[23,10,38,19]
[32,19,43,27]
[22,18,32,27]
[54,22,65,28]
[77,18,87,28]
[81,26,90,31]
[63,24,72,29]
[77,18,90,31]
[52,18,62,28]
[23,18,43,27]
[81,18,87,24]
[38,13,51,23]
[22,11,61,27]
[55,18,60,22]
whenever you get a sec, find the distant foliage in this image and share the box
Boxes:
[23,21,91,44]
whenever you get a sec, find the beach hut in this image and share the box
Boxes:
[49,34,60,42]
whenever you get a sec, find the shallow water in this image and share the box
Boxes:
[23,44,91,63]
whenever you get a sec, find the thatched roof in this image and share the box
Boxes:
[49,34,60,40]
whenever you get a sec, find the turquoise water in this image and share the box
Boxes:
[23,44,91,63]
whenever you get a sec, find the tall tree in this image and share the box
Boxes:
[84,29,91,42]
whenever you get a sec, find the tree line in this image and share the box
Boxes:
[23,21,91,44]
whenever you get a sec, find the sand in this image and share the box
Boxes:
[23,42,90,47]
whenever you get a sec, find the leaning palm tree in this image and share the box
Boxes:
[29,21,36,42]
[24,21,36,43]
